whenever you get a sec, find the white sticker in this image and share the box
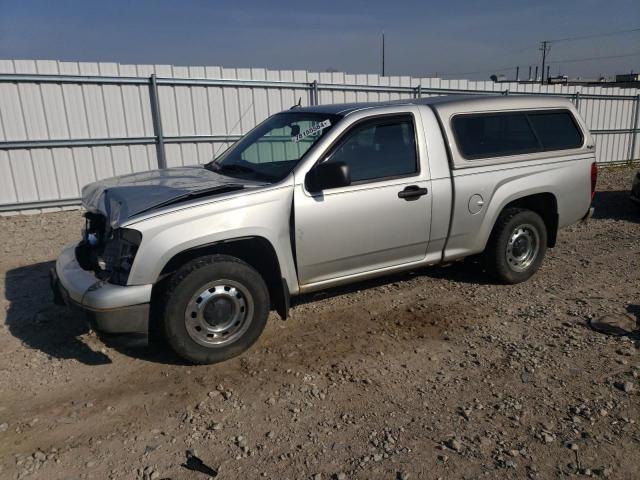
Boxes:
[292,119,332,143]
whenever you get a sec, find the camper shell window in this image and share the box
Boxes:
[452,109,584,160]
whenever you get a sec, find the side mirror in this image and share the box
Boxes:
[305,162,351,192]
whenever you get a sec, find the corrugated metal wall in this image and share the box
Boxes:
[0,59,638,212]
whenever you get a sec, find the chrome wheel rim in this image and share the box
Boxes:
[506,224,540,272]
[184,280,254,347]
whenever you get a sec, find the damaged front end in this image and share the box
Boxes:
[80,166,254,229]
[75,166,258,285]
[75,212,142,286]
[75,181,242,286]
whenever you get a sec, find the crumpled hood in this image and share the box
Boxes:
[82,166,263,228]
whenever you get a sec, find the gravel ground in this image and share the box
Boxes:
[0,165,638,480]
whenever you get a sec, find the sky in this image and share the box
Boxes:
[0,0,638,81]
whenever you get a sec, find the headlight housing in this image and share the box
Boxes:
[75,212,142,286]
[98,228,142,286]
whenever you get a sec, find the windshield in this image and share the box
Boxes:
[206,112,342,182]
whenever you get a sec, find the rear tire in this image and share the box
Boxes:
[161,255,270,364]
[483,208,547,284]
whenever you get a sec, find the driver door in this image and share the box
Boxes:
[293,111,432,286]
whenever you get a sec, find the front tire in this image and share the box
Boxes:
[161,255,270,364]
[483,208,547,284]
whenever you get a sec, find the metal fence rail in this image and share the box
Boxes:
[0,59,638,212]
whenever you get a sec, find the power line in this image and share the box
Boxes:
[547,51,640,64]
[501,27,640,58]
[437,51,640,78]
[548,27,640,43]
[437,36,640,79]
[504,44,539,55]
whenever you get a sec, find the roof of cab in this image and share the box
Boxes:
[293,94,576,116]
[292,94,588,170]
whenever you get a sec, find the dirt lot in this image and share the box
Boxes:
[0,165,638,480]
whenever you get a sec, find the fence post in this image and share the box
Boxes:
[310,80,319,106]
[629,94,640,164]
[574,92,581,111]
[149,74,167,169]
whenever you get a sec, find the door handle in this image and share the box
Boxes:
[398,185,428,201]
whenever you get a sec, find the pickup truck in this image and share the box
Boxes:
[51,95,597,364]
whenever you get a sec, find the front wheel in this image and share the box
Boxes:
[161,255,270,364]
[483,208,547,284]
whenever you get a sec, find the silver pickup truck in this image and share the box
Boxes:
[51,95,597,363]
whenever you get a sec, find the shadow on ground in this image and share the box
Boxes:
[592,190,639,223]
[4,261,183,366]
[293,259,489,307]
[4,261,111,365]
[5,259,487,366]
[627,304,640,322]
[627,304,640,347]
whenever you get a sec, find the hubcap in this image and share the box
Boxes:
[185,280,254,347]
[505,224,540,272]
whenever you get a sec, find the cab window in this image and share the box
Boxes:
[324,115,418,183]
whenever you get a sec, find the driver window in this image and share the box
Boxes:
[324,115,418,183]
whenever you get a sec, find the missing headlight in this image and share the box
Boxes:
[76,212,109,271]
[99,228,143,285]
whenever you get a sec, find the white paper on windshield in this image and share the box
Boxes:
[292,119,332,143]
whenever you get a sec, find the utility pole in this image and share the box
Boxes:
[540,40,550,85]
[381,31,386,76]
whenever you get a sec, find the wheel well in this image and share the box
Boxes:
[502,193,558,247]
[155,237,289,320]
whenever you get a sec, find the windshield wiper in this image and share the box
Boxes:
[208,163,255,174]
[207,162,275,182]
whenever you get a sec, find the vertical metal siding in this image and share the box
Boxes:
[0,59,638,212]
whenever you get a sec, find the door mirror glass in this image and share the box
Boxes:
[305,162,351,192]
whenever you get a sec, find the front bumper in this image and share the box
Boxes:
[51,242,152,333]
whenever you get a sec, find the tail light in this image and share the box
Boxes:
[590,162,598,200]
